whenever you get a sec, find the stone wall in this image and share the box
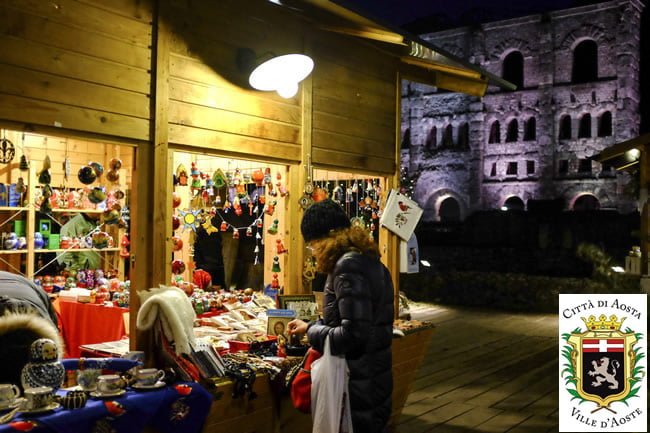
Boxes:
[402,0,644,221]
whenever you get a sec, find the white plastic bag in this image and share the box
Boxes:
[311,336,353,433]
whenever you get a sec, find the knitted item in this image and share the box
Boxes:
[137,285,196,355]
[300,199,351,242]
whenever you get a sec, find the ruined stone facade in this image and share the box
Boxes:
[401,0,643,221]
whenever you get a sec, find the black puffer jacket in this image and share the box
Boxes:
[308,251,394,433]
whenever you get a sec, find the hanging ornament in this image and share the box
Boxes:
[220,221,228,231]
[299,195,313,210]
[256,218,263,229]
[233,196,243,216]
[18,132,29,170]
[176,164,188,186]
[232,229,240,240]
[172,191,182,208]
[213,194,222,206]
[171,260,186,275]
[271,273,280,289]
[19,154,30,171]
[178,208,201,232]
[171,236,183,251]
[263,168,272,186]
[106,169,120,183]
[276,239,287,254]
[265,200,277,216]
[172,215,180,231]
[267,219,279,235]
[271,256,281,272]
[251,169,265,186]
[303,256,316,281]
[0,133,15,163]
[88,186,107,204]
[77,165,96,185]
[202,217,218,234]
[212,169,227,189]
[16,177,26,195]
[190,162,202,192]
[223,198,231,212]
[89,162,104,178]
[246,227,253,237]
[248,201,254,216]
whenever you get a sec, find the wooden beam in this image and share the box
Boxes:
[317,24,407,45]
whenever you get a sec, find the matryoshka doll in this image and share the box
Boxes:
[21,338,65,390]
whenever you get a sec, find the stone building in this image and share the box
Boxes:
[401,0,643,222]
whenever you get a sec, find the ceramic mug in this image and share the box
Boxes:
[135,368,165,387]
[22,386,53,410]
[76,369,101,391]
[0,384,20,408]
[96,375,124,395]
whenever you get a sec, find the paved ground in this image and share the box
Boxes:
[395,303,559,433]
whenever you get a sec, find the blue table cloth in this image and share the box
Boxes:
[0,383,212,433]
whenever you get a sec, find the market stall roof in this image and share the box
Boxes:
[271,0,515,96]
[591,133,650,171]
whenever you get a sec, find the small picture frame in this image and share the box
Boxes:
[267,312,296,346]
[278,295,318,321]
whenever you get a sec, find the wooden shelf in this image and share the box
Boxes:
[0,249,29,254]
[35,247,120,253]
[0,206,29,211]
[43,208,103,214]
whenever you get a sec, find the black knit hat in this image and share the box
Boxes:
[301,199,351,242]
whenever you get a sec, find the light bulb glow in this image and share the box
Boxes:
[249,54,314,99]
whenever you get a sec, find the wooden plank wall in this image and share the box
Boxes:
[162,0,303,162]
[0,0,152,140]
[311,32,398,175]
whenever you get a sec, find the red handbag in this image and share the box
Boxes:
[290,347,322,413]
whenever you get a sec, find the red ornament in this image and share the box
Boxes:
[174,383,193,396]
[220,221,228,231]
[276,239,287,254]
[172,192,181,208]
[171,260,186,275]
[193,269,212,290]
[251,169,265,186]
[171,236,183,251]
[172,215,180,231]
[104,400,126,416]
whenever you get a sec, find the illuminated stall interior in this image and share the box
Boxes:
[0,128,133,288]
[171,151,290,294]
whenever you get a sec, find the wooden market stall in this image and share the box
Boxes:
[0,0,507,431]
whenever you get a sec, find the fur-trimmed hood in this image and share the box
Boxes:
[0,312,64,358]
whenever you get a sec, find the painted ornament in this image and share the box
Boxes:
[171,236,183,251]
[276,239,287,254]
[267,219,279,235]
[178,208,202,231]
[176,164,188,186]
[271,256,281,273]
[171,260,186,275]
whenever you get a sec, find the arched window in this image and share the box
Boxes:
[598,111,612,137]
[578,113,592,138]
[401,128,411,149]
[457,123,469,148]
[524,117,536,141]
[442,124,453,147]
[502,51,524,90]
[559,115,571,140]
[503,196,525,211]
[439,197,461,222]
[573,194,600,211]
[572,40,598,83]
[506,119,519,142]
[488,120,501,144]
[425,126,437,149]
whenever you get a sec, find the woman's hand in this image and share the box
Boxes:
[287,319,308,335]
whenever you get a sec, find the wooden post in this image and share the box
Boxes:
[641,144,649,275]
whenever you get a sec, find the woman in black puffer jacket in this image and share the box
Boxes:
[288,199,394,433]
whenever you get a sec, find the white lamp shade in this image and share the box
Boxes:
[249,54,314,98]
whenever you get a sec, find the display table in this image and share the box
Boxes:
[0,383,211,433]
[199,326,435,433]
[53,299,128,358]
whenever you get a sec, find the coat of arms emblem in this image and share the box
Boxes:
[562,314,644,413]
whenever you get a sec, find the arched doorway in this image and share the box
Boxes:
[439,197,461,222]
[503,196,525,211]
[573,194,600,211]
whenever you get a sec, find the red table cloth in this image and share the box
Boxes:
[54,299,128,358]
